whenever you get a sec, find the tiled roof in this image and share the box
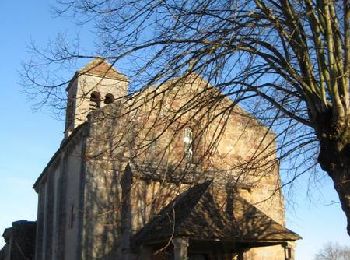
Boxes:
[234,197,301,242]
[78,58,127,81]
[132,182,300,247]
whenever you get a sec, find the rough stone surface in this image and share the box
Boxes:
[31,59,299,260]
[0,220,36,260]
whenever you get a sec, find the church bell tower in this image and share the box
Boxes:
[64,58,128,137]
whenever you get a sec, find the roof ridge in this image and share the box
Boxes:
[78,57,127,80]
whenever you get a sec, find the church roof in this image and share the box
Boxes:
[78,58,127,81]
[77,58,127,80]
[132,181,300,247]
[66,58,128,91]
[235,196,300,242]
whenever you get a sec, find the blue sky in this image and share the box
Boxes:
[0,1,349,259]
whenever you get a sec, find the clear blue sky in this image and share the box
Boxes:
[0,1,349,259]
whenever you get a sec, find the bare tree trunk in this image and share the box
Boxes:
[319,134,350,236]
[329,168,350,236]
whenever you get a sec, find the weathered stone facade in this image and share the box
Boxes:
[33,58,299,260]
[0,220,36,260]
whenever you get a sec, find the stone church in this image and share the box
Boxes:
[5,58,300,260]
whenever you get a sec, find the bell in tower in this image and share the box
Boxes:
[65,58,128,137]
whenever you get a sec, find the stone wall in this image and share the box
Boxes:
[82,73,287,259]
[0,220,36,260]
[65,67,128,137]
[32,61,292,260]
[34,128,86,260]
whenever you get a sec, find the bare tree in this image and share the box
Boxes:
[21,0,350,235]
[315,242,350,260]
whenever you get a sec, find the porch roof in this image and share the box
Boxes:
[131,181,300,248]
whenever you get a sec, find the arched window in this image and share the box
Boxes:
[89,91,101,110]
[104,93,115,104]
[184,127,193,161]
